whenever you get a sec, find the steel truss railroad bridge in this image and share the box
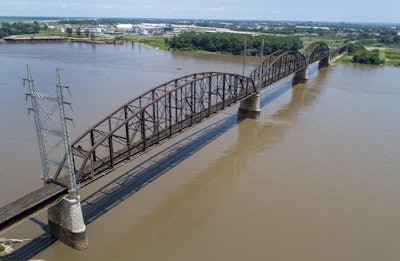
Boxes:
[57,42,346,187]
[0,42,347,251]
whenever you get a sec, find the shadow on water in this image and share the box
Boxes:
[6,65,321,261]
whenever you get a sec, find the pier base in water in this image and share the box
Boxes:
[319,56,330,68]
[238,93,261,120]
[48,194,88,250]
[293,67,308,84]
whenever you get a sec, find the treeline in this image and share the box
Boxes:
[0,21,40,38]
[167,32,303,55]
[348,42,383,65]
[58,19,98,25]
[378,29,400,45]
[57,18,181,26]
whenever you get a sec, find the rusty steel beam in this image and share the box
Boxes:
[305,42,330,65]
[55,73,256,185]
[52,43,347,187]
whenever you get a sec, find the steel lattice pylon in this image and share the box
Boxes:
[24,65,77,194]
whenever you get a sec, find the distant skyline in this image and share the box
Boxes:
[0,0,399,24]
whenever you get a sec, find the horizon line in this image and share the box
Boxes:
[0,15,399,26]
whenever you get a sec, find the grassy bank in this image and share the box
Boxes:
[300,35,348,51]
[115,35,170,50]
[337,48,400,66]
[381,48,400,66]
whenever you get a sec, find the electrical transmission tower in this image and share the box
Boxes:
[24,65,77,194]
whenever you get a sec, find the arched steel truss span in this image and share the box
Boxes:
[249,50,307,89]
[260,50,307,87]
[52,43,347,187]
[305,42,330,64]
[55,72,256,184]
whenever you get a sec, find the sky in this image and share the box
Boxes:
[0,0,399,24]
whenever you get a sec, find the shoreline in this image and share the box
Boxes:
[1,34,399,66]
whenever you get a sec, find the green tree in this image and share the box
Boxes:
[348,42,366,54]
[66,27,73,36]
[76,27,81,37]
[394,35,400,44]
[85,29,90,38]
[32,21,40,33]
[352,49,383,65]
[0,21,42,38]
[168,32,302,55]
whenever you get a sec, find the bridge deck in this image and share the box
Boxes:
[0,183,67,233]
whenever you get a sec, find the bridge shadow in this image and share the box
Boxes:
[80,110,240,224]
[6,65,322,261]
[79,67,320,225]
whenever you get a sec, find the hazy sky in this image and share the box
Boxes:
[0,0,399,23]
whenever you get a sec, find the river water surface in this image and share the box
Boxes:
[0,43,400,260]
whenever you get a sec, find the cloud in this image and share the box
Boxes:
[201,6,226,12]
[212,7,225,11]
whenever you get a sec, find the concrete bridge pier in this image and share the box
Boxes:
[319,56,330,68]
[238,93,261,120]
[293,67,308,84]
[48,190,88,250]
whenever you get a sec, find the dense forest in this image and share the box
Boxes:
[0,21,40,38]
[167,31,303,56]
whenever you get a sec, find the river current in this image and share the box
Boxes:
[0,42,399,260]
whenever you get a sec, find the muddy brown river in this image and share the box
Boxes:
[0,43,399,260]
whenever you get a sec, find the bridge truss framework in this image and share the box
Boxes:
[50,42,347,188]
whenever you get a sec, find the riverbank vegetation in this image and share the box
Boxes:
[0,21,40,38]
[337,42,400,66]
[115,35,168,49]
[1,17,399,66]
[381,49,400,66]
[347,42,384,65]
[167,31,303,55]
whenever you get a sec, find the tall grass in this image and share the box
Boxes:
[383,49,400,66]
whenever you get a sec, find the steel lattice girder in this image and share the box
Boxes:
[62,73,256,184]
[305,42,330,64]
[53,43,348,186]
[260,50,307,86]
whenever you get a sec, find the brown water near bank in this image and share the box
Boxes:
[0,43,399,260]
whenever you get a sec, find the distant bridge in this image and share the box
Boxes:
[0,42,347,250]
